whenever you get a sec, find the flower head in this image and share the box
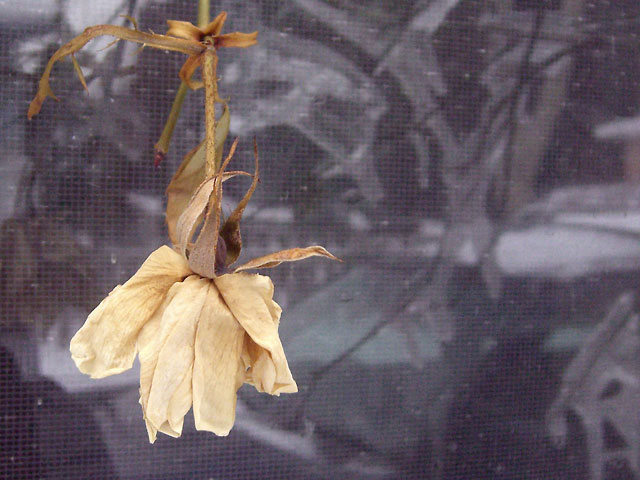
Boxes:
[70,140,339,442]
[166,12,258,49]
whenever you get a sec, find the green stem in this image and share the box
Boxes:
[153,82,188,160]
[198,0,210,28]
[153,0,210,162]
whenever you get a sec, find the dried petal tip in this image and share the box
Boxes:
[234,245,342,272]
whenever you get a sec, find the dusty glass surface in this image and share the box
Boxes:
[1,1,640,479]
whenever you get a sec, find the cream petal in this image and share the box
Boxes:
[138,282,180,443]
[70,246,191,379]
[192,283,246,436]
[214,273,297,395]
[143,276,209,441]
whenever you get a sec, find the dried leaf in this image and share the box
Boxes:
[234,245,341,272]
[214,273,297,395]
[69,246,191,378]
[220,139,259,267]
[166,105,230,246]
[28,25,204,119]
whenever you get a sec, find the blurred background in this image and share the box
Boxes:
[1,0,640,478]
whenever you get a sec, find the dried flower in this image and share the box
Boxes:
[69,141,339,442]
[70,246,297,441]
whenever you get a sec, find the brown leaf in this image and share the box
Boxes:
[28,24,204,119]
[234,245,341,272]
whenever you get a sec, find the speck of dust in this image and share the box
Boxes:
[110,253,117,264]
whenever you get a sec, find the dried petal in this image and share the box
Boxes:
[69,246,191,378]
[192,282,246,436]
[215,273,297,395]
[140,276,207,442]
[166,105,230,246]
[234,246,341,272]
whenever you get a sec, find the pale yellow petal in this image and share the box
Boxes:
[233,245,341,272]
[137,283,178,443]
[192,283,246,436]
[69,246,191,379]
[143,276,209,441]
[214,273,297,395]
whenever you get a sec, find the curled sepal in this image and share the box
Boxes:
[186,140,238,278]
[219,139,259,268]
[166,105,230,246]
[27,25,204,119]
[166,12,227,42]
[234,246,342,273]
[166,13,257,49]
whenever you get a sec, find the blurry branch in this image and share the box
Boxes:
[547,291,636,444]
[503,0,585,214]
[546,291,640,480]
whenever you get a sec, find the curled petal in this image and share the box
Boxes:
[215,273,297,395]
[234,246,341,272]
[215,32,258,48]
[192,282,246,436]
[69,246,191,378]
[140,276,208,442]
